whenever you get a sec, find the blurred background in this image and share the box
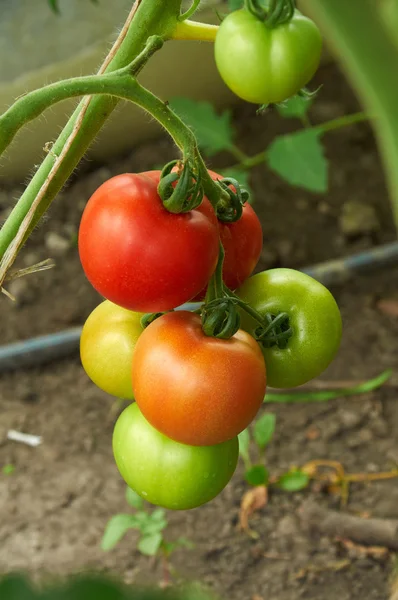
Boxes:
[0,2,398,600]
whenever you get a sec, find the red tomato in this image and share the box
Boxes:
[132,311,267,446]
[207,169,263,291]
[144,169,263,297]
[78,173,219,312]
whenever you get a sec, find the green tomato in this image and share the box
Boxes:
[237,269,342,388]
[80,300,144,399]
[113,403,239,510]
[214,8,322,105]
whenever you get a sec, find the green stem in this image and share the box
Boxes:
[228,111,368,171]
[0,0,183,260]
[178,0,201,22]
[171,19,219,42]
[0,37,164,158]
[301,0,398,230]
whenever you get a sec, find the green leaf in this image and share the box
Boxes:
[125,487,144,510]
[101,514,141,551]
[267,129,328,193]
[264,369,392,403]
[276,95,313,119]
[138,533,163,556]
[48,0,60,13]
[277,470,309,492]
[238,429,251,467]
[2,464,15,475]
[253,413,276,449]
[245,465,269,486]
[139,509,167,536]
[169,98,235,156]
[0,575,38,600]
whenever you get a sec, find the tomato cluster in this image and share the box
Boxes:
[79,169,341,511]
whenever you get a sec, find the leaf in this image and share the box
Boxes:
[48,0,60,13]
[2,464,15,475]
[0,575,38,600]
[125,487,144,510]
[276,95,313,119]
[169,98,235,156]
[267,129,328,193]
[101,514,141,551]
[239,485,268,535]
[245,465,269,487]
[264,369,392,403]
[138,533,163,556]
[253,413,276,449]
[139,509,168,536]
[238,429,251,468]
[277,470,310,492]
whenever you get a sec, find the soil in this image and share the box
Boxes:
[1,62,398,600]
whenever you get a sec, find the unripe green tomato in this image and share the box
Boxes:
[80,300,144,399]
[214,8,322,105]
[237,269,342,388]
[113,403,239,510]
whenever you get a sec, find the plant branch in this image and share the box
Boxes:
[0,0,184,285]
[228,111,369,171]
[172,19,219,42]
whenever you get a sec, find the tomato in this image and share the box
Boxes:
[80,300,143,399]
[214,8,322,105]
[206,170,262,292]
[113,403,239,510]
[237,269,342,388]
[132,311,266,446]
[144,170,263,297]
[78,173,219,312]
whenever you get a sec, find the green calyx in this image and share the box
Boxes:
[157,160,204,213]
[254,312,293,349]
[244,0,296,27]
[214,177,250,223]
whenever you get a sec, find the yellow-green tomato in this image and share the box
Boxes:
[237,269,342,388]
[80,300,143,399]
[214,8,322,105]
[113,403,239,510]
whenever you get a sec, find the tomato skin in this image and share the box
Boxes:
[113,403,239,510]
[78,173,219,312]
[215,9,322,105]
[80,300,143,399]
[237,269,342,388]
[132,311,266,446]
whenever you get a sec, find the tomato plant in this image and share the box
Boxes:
[132,311,267,446]
[237,268,342,388]
[215,8,322,105]
[80,300,144,399]
[78,173,219,312]
[113,403,239,510]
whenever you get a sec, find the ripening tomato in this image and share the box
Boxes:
[215,8,322,105]
[113,403,239,510]
[78,173,219,312]
[132,311,266,446]
[80,300,143,399]
[237,269,342,388]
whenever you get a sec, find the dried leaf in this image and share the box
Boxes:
[239,486,268,536]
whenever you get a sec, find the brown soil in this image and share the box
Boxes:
[1,63,398,600]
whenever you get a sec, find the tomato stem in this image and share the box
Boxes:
[178,0,201,22]
[245,0,296,27]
